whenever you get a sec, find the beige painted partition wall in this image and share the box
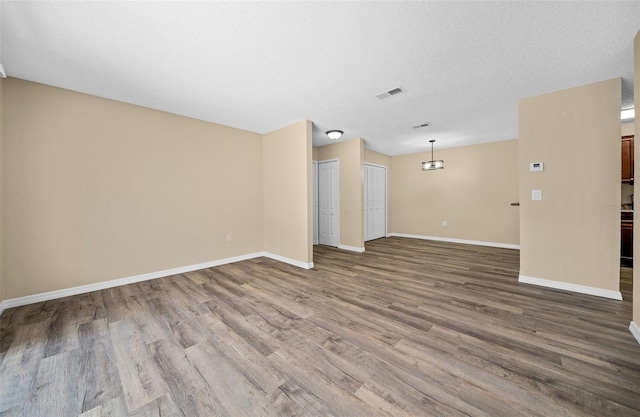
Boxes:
[364,148,392,168]
[317,138,364,250]
[390,140,519,246]
[0,77,4,304]
[263,120,313,266]
[2,78,264,299]
[634,31,640,330]
[518,78,621,297]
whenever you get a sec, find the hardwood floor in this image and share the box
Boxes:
[1,237,639,416]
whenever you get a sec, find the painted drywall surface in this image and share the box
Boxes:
[391,140,519,245]
[2,78,264,299]
[519,78,620,291]
[634,31,640,327]
[364,148,391,168]
[0,77,4,304]
[305,124,314,262]
[263,120,312,264]
[317,138,364,249]
[622,122,634,136]
[364,148,392,235]
[312,146,319,161]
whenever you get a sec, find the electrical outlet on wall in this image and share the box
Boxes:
[226,233,232,242]
[442,221,447,227]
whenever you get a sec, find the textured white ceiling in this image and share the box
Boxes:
[1,1,639,155]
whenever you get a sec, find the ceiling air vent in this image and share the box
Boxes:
[412,122,431,129]
[375,86,407,100]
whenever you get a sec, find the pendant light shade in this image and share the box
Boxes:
[421,160,444,170]
[421,140,444,171]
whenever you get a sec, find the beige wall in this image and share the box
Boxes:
[312,146,319,161]
[263,120,313,265]
[519,78,621,292]
[622,122,634,137]
[2,78,264,299]
[0,77,4,304]
[364,148,393,234]
[634,31,640,327]
[317,138,364,249]
[364,148,391,167]
[391,140,519,245]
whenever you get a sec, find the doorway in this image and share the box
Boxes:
[620,134,634,301]
[364,163,387,242]
[318,159,339,247]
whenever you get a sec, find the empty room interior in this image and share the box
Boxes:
[1,2,640,416]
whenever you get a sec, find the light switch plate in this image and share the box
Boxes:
[532,189,542,201]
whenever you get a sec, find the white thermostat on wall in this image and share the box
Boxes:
[529,162,544,172]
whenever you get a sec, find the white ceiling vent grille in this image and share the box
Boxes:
[375,86,407,100]
[412,122,431,129]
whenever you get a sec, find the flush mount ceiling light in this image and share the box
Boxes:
[326,130,343,140]
[621,108,635,121]
[421,140,444,171]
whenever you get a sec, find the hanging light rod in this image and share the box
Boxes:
[326,130,343,140]
[421,140,444,171]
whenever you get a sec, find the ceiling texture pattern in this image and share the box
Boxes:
[1,1,639,155]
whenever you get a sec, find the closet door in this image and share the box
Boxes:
[313,161,318,245]
[318,160,339,247]
[364,164,386,242]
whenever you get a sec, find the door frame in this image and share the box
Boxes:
[318,158,340,248]
[364,162,388,242]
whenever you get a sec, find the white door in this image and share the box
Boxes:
[364,164,386,242]
[313,161,318,245]
[318,160,339,247]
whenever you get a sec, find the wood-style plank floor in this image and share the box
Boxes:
[1,237,639,416]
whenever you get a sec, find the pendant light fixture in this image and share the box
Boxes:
[326,130,343,140]
[421,140,444,170]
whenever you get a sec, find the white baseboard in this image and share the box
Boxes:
[630,321,640,345]
[518,275,623,300]
[338,245,365,253]
[263,252,314,269]
[0,251,313,313]
[388,233,520,250]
